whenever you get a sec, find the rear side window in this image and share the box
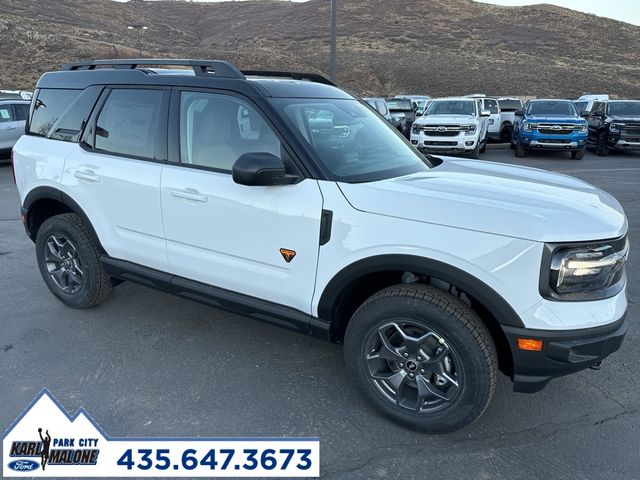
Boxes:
[29,89,80,137]
[13,104,29,121]
[94,88,165,159]
[0,105,14,122]
[48,86,102,142]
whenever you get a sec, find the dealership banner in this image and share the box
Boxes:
[3,389,319,477]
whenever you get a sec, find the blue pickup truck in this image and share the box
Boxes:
[512,99,589,159]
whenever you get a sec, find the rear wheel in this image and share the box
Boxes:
[35,213,113,308]
[595,132,610,156]
[515,139,526,157]
[571,147,585,160]
[344,284,497,433]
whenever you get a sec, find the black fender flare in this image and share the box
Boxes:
[22,186,105,252]
[317,254,525,328]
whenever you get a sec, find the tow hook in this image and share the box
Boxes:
[590,361,602,370]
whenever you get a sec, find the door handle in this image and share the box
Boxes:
[74,169,101,183]
[171,188,208,203]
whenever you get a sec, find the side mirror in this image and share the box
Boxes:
[480,110,491,117]
[580,110,590,117]
[232,152,297,186]
[514,110,524,117]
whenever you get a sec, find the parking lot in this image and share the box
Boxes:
[0,147,638,479]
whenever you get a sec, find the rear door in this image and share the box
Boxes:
[160,89,324,314]
[61,87,170,270]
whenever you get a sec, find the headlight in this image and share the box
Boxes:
[609,123,623,132]
[522,121,533,132]
[464,124,477,136]
[579,123,588,132]
[544,238,628,300]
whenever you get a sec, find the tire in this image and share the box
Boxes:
[571,147,585,160]
[344,284,497,433]
[479,140,487,154]
[500,125,513,143]
[596,132,610,156]
[515,140,526,157]
[469,144,480,159]
[35,213,113,308]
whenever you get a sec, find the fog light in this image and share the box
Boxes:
[411,140,418,145]
[465,141,474,146]
[517,338,543,351]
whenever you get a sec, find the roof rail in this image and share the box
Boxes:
[242,70,335,86]
[59,59,246,79]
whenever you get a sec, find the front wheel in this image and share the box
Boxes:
[515,139,526,157]
[571,147,585,160]
[469,144,480,159]
[596,132,610,156]
[35,213,113,308]
[479,139,487,154]
[344,285,497,433]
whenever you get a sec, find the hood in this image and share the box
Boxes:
[338,157,626,243]
[416,115,476,125]
[524,115,585,124]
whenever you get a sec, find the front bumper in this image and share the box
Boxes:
[612,137,640,150]
[520,132,587,151]
[501,313,628,393]
[411,133,479,153]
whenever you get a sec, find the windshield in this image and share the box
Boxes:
[426,100,476,116]
[387,99,412,111]
[527,101,577,116]
[271,98,431,182]
[607,101,640,116]
[574,101,588,112]
[498,99,522,111]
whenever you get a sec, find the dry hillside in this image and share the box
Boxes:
[0,0,639,98]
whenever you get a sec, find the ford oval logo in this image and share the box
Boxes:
[8,459,39,471]
[551,125,562,130]
[436,126,447,132]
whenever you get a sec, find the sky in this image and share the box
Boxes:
[474,0,640,26]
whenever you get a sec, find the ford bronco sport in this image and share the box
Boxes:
[13,59,629,433]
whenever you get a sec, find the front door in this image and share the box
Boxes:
[160,90,324,313]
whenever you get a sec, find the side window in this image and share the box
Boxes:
[0,105,14,123]
[48,86,102,142]
[29,89,80,137]
[95,89,164,159]
[485,99,499,114]
[180,92,283,172]
[13,104,29,121]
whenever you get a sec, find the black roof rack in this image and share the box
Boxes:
[59,59,246,79]
[242,70,335,86]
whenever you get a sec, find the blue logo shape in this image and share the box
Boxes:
[8,459,39,471]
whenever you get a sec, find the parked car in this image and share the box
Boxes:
[497,97,524,143]
[13,59,629,434]
[0,90,33,100]
[575,94,609,114]
[410,97,489,158]
[386,98,416,138]
[363,97,403,133]
[587,100,640,156]
[393,95,431,116]
[0,99,29,158]
[512,99,588,159]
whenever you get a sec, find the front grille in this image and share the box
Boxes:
[539,138,571,144]
[425,141,458,146]
[416,124,468,137]
[537,124,578,135]
[426,130,459,137]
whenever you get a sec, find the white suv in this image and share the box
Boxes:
[411,97,489,158]
[13,59,630,433]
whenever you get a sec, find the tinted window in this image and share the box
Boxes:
[0,105,14,123]
[272,98,431,183]
[29,89,80,137]
[180,92,284,172]
[95,89,164,159]
[498,99,522,111]
[607,101,640,116]
[484,99,499,114]
[13,104,29,121]
[48,86,102,142]
[527,101,577,116]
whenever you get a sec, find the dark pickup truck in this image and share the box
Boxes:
[386,98,416,138]
[587,100,640,156]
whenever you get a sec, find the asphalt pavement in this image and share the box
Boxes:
[1,147,639,479]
